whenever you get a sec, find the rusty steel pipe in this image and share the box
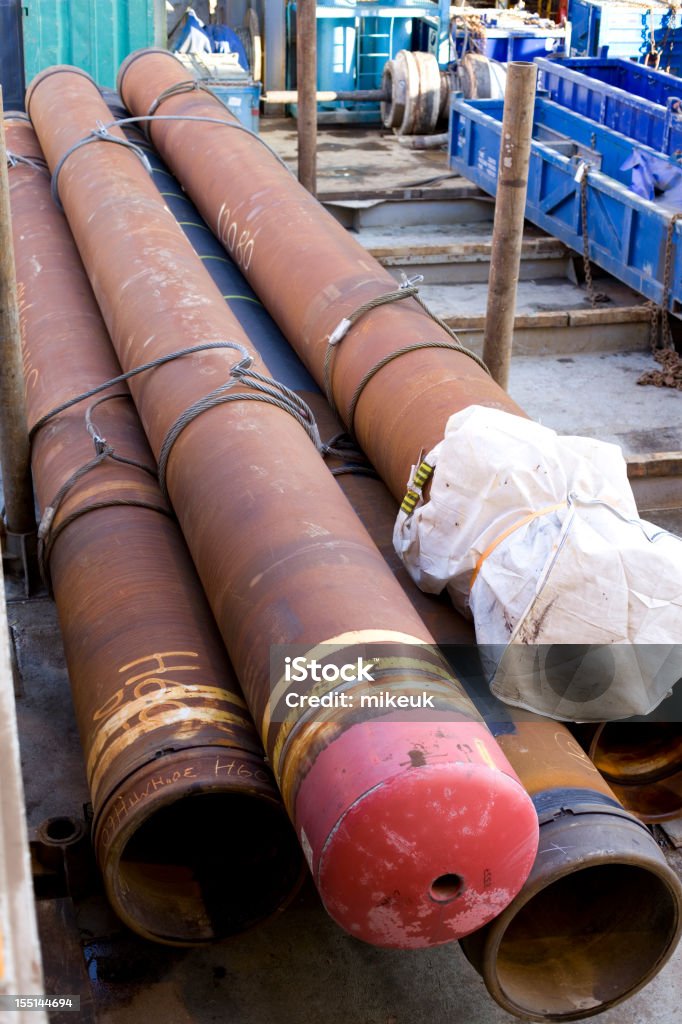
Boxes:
[0,93,36,542]
[264,88,387,104]
[5,113,303,945]
[159,164,682,1017]
[587,723,682,823]
[116,48,525,504]
[27,67,540,949]
[296,0,318,194]
[317,439,682,1018]
[483,62,537,389]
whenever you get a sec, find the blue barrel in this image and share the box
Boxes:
[0,0,25,110]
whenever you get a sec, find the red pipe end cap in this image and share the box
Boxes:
[295,722,539,948]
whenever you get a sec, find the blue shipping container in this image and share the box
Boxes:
[536,56,682,156]
[448,93,682,312]
[452,28,565,63]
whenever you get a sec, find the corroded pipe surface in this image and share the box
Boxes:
[161,162,682,1016]
[0,99,35,538]
[588,723,682,823]
[5,115,303,945]
[27,68,540,949]
[116,47,525,503]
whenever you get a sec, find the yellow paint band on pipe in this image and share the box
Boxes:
[263,629,430,740]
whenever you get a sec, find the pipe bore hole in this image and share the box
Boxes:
[43,816,81,844]
[593,723,682,784]
[495,863,679,1018]
[114,792,302,944]
[430,873,463,902]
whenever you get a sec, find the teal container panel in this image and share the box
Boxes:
[23,0,166,89]
[317,14,356,94]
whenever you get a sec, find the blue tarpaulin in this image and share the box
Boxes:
[173,9,248,71]
[621,149,682,207]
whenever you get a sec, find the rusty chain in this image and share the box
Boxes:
[639,212,682,389]
[645,3,678,69]
[576,162,681,389]
[578,167,610,307]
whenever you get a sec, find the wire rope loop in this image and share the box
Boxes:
[29,341,251,442]
[36,394,167,592]
[6,150,50,174]
[156,360,323,503]
[322,276,489,432]
[50,122,153,210]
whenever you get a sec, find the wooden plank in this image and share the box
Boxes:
[372,238,569,263]
[444,310,570,331]
[568,305,652,326]
[627,452,682,478]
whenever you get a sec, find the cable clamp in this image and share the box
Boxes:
[50,123,153,210]
[328,318,352,346]
[37,506,55,542]
[399,273,424,289]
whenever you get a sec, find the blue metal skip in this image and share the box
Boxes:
[536,56,682,156]
[448,94,682,314]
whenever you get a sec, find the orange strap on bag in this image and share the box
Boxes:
[469,501,567,591]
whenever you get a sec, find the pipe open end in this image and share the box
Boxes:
[591,723,682,822]
[492,862,680,1020]
[95,751,303,946]
[116,792,301,944]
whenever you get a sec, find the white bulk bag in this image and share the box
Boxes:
[393,405,682,721]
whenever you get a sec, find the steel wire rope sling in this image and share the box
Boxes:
[30,338,366,586]
[48,91,492,454]
[31,338,326,503]
[36,393,170,590]
[49,105,293,214]
[322,275,490,436]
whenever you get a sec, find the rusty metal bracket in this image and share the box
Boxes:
[31,814,95,902]
[2,525,40,596]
